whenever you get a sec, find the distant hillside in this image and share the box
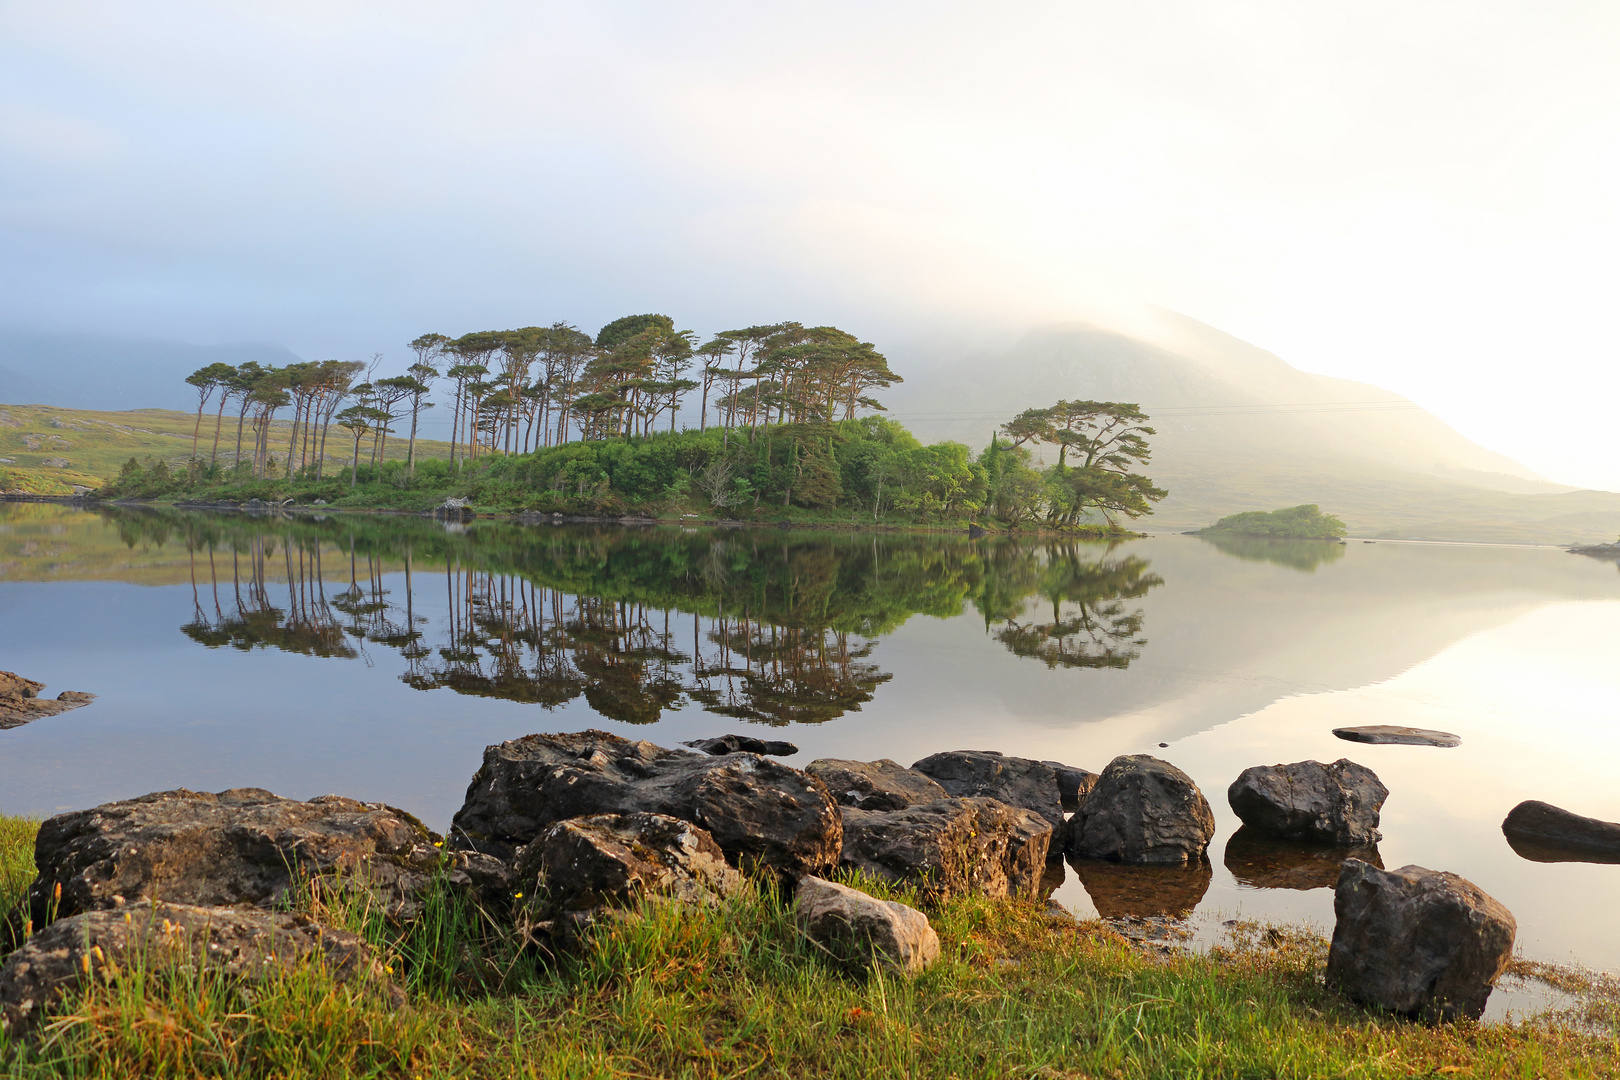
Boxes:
[886,312,1620,544]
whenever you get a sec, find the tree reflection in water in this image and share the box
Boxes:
[140,509,1165,726]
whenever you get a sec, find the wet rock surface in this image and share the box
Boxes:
[0,670,95,731]
[805,758,947,812]
[0,902,396,1038]
[1227,759,1387,844]
[683,734,800,757]
[838,797,1052,900]
[1223,827,1382,890]
[1327,859,1515,1022]
[1066,755,1216,865]
[28,788,446,927]
[1332,725,1460,748]
[1502,800,1620,864]
[911,750,1065,828]
[450,730,841,878]
[794,876,939,975]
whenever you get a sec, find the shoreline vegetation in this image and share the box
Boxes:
[3,815,1618,1078]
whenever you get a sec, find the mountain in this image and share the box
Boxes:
[0,331,304,413]
[886,311,1620,544]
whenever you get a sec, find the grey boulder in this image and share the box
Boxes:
[1066,755,1215,865]
[1502,800,1620,864]
[794,876,939,975]
[1042,760,1100,813]
[683,734,799,756]
[805,758,947,811]
[450,730,841,878]
[1227,759,1387,844]
[911,750,1064,829]
[838,797,1052,900]
[515,811,742,916]
[1327,859,1515,1022]
[28,788,447,927]
[0,902,396,1038]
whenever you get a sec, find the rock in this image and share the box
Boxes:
[1041,761,1100,813]
[1326,859,1515,1022]
[28,788,447,928]
[683,734,799,757]
[1070,858,1212,919]
[0,902,397,1039]
[1332,725,1460,748]
[243,498,267,510]
[1066,755,1216,865]
[794,876,939,975]
[805,758,947,811]
[1227,759,1387,844]
[0,672,43,700]
[450,730,841,878]
[837,797,1052,900]
[911,750,1065,829]
[1502,800,1620,864]
[41,457,70,469]
[1223,827,1382,890]
[312,498,328,506]
[513,812,741,918]
[0,671,96,731]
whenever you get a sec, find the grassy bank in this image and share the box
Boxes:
[3,817,1618,1078]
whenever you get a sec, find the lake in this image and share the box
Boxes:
[3,502,1619,1013]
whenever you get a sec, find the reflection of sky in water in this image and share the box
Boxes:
[3,511,1620,995]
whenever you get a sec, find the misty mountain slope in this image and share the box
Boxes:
[0,332,304,413]
[887,315,1620,543]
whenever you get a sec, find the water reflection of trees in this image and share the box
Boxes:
[1197,535,1346,573]
[114,508,1166,725]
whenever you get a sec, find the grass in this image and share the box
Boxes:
[3,814,1619,1078]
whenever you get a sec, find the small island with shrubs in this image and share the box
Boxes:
[1194,504,1347,540]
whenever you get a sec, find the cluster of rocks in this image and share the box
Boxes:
[1,729,1524,1036]
[0,670,94,731]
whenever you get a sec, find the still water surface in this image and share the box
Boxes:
[3,503,1618,1005]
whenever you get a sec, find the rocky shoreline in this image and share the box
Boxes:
[2,728,1558,1039]
[0,672,95,731]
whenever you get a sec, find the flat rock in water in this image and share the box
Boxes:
[911,750,1065,829]
[1327,859,1515,1022]
[805,758,947,811]
[1066,755,1216,865]
[27,787,447,927]
[450,729,841,878]
[1227,759,1387,844]
[838,797,1052,900]
[0,902,397,1039]
[683,734,799,756]
[1332,725,1460,748]
[795,876,940,975]
[0,670,95,731]
[1502,800,1620,864]
[1223,827,1382,890]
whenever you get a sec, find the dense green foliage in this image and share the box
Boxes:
[1197,503,1348,539]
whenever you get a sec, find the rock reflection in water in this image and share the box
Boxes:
[1503,833,1620,866]
[1223,827,1382,890]
[1068,857,1212,918]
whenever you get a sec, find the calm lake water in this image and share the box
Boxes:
[4,502,1619,1012]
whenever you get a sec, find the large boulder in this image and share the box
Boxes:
[0,902,397,1038]
[27,788,446,928]
[450,730,841,878]
[1223,827,1382,890]
[806,758,947,812]
[1326,860,1515,1022]
[1227,759,1387,844]
[911,751,1064,829]
[838,797,1052,900]
[795,876,939,975]
[1066,756,1215,865]
[1502,800,1620,864]
[1042,761,1100,813]
[683,734,799,757]
[514,812,742,916]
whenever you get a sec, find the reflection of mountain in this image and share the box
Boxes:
[1196,535,1345,573]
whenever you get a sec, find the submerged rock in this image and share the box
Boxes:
[805,758,947,811]
[838,798,1052,900]
[1066,755,1216,865]
[28,788,446,927]
[911,750,1065,828]
[683,734,800,757]
[794,876,939,975]
[1326,859,1515,1022]
[0,902,396,1039]
[1332,725,1460,748]
[0,670,95,731]
[1223,827,1382,890]
[450,730,841,878]
[1227,759,1387,844]
[1502,800,1620,864]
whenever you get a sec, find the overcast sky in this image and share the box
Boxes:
[3,1,1618,488]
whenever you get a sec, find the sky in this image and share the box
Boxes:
[2,1,1619,488]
